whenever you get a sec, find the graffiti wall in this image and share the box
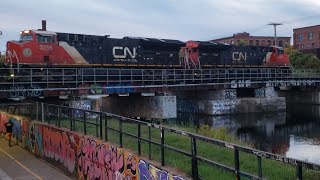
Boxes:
[0,112,186,180]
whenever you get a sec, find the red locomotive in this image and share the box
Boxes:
[5,21,290,69]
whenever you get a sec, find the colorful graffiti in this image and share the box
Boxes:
[138,160,184,180]
[43,126,78,173]
[0,112,185,180]
[77,137,140,180]
[0,113,9,136]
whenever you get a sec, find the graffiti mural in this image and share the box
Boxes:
[77,137,131,180]
[42,126,79,173]
[138,160,184,180]
[255,87,278,98]
[0,112,186,180]
[0,113,9,136]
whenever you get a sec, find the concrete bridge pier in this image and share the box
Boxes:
[101,93,177,119]
[177,87,286,116]
[279,86,320,104]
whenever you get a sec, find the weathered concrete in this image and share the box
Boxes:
[178,97,286,115]
[280,91,320,104]
[177,88,286,115]
[102,95,177,119]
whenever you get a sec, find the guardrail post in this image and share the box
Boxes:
[191,137,199,180]
[138,123,141,155]
[161,127,165,166]
[99,113,103,139]
[296,162,302,180]
[234,148,240,180]
[83,110,87,135]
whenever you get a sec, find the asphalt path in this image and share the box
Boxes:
[0,138,73,180]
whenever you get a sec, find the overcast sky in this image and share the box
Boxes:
[1,0,320,51]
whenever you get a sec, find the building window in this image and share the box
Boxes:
[279,40,283,47]
[255,40,260,46]
[267,40,271,46]
[298,34,303,42]
[301,44,304,48]
[308,32,313,40]
[312,43,315,48]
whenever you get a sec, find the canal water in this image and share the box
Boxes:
[172,104,320,165]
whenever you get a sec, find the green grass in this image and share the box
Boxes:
[47,116,320,180]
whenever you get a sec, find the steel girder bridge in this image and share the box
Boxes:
[0,67,319,99]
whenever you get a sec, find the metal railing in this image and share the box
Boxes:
[2,103,320,180]
[0,67,305,89]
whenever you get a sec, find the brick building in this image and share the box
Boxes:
[211,32,291,47]
[293,25,320,50]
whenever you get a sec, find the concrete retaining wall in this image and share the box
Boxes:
[178,97,286,115]
[0,112,186,180]
[177,88,285,115]
[280,91,320,104]
[102,96,177,119]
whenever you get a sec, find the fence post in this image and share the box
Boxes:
[148,125,151,160]
[83,110,87,135]
[58,107,61,127]
[234,148,240,180]
[138,123,141,155]
[99,113,103,139]
[95,114,98,138]
[105,115,108,141]
[36,102,39,121]
[119,118,123,148]
[257,156,263,178]
[296,162,303,180]
[41,102,44,122]
[191,137,199,180]
[161,127,165,166]
[69,109,73,130]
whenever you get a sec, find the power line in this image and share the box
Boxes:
[211,14,320,40]
[281,14,320,25]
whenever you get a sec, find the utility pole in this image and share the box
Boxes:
[268,22,283,46]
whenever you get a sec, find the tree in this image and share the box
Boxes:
[237,39,248,46]
[284,46,320,69]
[0,54,4,67]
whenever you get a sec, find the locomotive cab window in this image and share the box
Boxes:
[36,34,55,43]
[19,34,33,42]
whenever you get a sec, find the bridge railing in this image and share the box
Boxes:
[0,67,299,89]
[2,103,319,180]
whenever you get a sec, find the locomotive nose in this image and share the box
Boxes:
[5,41,21,66]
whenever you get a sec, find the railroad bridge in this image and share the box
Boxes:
[1,67,320,118]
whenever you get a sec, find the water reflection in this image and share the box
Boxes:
[174,104,320,164]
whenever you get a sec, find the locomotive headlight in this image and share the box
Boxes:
[24,30,30,34]
[20,31,23,34]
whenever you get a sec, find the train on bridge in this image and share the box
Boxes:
[5,21,290,69]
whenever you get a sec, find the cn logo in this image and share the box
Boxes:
[232,52,247,61]
[113,46,137,59]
